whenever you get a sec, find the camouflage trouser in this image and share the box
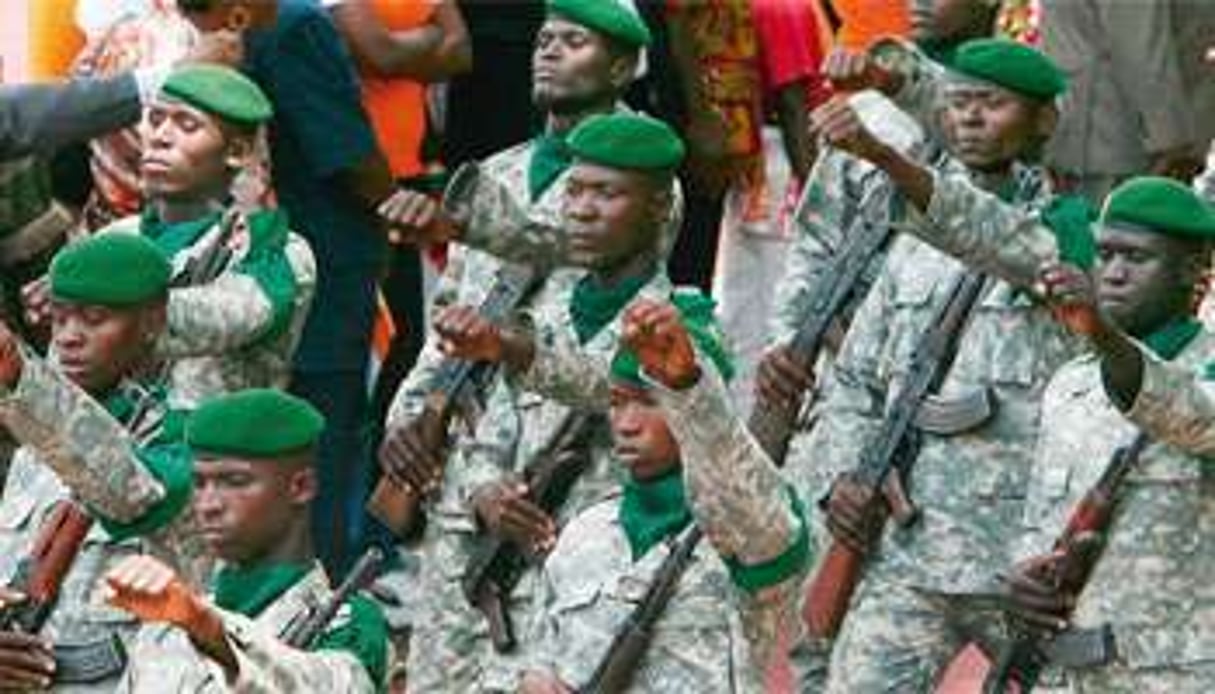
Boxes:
[825,580,961,693]
[1072,663,1215,694]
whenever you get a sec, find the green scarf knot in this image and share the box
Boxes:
[570,272,652,345]
[619,468,693,560]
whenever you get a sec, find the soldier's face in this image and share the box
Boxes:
[609,383,680,481]
[192,457,316,564]
[50,301,161,394]
[141,99,236,204]
[942,84,1043,171]
[532,18,627,114]
[1095,227,1202,337]
[563,163,660,271]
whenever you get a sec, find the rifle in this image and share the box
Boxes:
[462,412,601,653]
[169,208,243,288]
[281,547,386,649]
[804,270,989,640]
[579,526,703,694]
[367,263,546,537]
[748,189,902,464]
[932,432,1150,694]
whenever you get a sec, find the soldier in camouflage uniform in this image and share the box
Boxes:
[382,112,685,691]
[374,2,667,689]
[30,63,317,409]
[792,40,1103,691]
[108,389,390,693]
[0,234,197,692]
[519,294,809,693]
[959,179,1215,693]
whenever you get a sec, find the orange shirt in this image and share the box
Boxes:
[28,0,84,79]
[831,0,910,51]
[361,0,433,178]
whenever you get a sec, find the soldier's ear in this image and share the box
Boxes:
[285,465,318,506]
[1033,103,1058,141]
[224,134,254,170]
[607,50,638,92]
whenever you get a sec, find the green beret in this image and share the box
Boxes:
[50,234,170,307]
[1100,176,1215,240]
[161,64,273,127]
[948,38,1067,101]
[611,288,735,386]
[187,389,325,459]
[547,0,651,48]
[568,113,685,171]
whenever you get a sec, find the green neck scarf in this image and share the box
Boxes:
[619,468,693,560]
[570,271,653,345]
[213,562,311,618]
[140,206,223,260]
[1142,316,1202,361]
[528,133,572,202]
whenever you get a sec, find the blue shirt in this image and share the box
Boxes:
[244,0,383,371]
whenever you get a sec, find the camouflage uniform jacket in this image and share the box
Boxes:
[1197,139,1215,204]
[527,367,807,692]
[102,210,317,408]
[1016,330,1215,688]
[802,160,1084,593]
[119,563,381,693]
[0,351,199,692]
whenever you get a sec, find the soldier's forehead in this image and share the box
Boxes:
[943,78,1017,100]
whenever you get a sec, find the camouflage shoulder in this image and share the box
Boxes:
[482,140,536,175]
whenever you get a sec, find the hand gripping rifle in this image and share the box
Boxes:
[803,270,989,639]
[462,412,601,653]
[747,188,903,464]
[280,547,386,649]
[930,432,1150,694]
[367,263,546,537]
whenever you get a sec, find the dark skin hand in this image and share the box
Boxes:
[1001,531,1103,633]
[0,587,55,691]
[820,48,904,96]
[754,344,814,417]
[431,304,536,374]
[377,188,462,246]
[1038,262,1143,411]
[823,471,885,554]
[471,477,556,556]
[379,405,448,497]
[619,299,700,390]
[0,320,24,388]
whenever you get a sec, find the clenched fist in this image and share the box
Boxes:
[621,299,699,390]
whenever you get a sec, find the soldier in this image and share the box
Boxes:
[107,388,390,693]
[0,234,196,692]
[382,113,684,691]
[988,178,1215,692]
[793,40,1100,691]
[25,63,316,410]
[518,293,809,693]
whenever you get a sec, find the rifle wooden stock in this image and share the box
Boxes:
[802,271,988,641]
[1,501,94,633]
[934,433,1149,693]
[368,264,544,538]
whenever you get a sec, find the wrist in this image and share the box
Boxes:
[666,364,702,391]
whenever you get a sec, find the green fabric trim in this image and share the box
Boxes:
[724,486,811,594]
[231,209,297,344]
[212,562,312,618]
[528,134,572,202]
[313,594,390,693]
[918,38,960,66]
[140,207,223,260]
[619,467,693,560]
[570,271,651,345]
[1040,195,1097,270]
[1143,317,1202,361]
[96,443,194,541]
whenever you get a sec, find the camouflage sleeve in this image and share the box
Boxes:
[1196,141,1215,204]
[445,162,570,265]
[515,318,612,411]
[520,558,564,683]
[870,37,948,144]
[1122,344,1215,455]
[386,249,468,426]
[0,347,164,523]
[770,150,855,345]
[905,169,1058,288]
[651,365,799,565]
[217,611,378,694]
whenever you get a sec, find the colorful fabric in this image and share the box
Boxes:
[567,112,686,171]
[50,233,170,306]
[162,63,274,127]
[831,0,910,51]
[1101,176,1215,239]
[187,388,325,458]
